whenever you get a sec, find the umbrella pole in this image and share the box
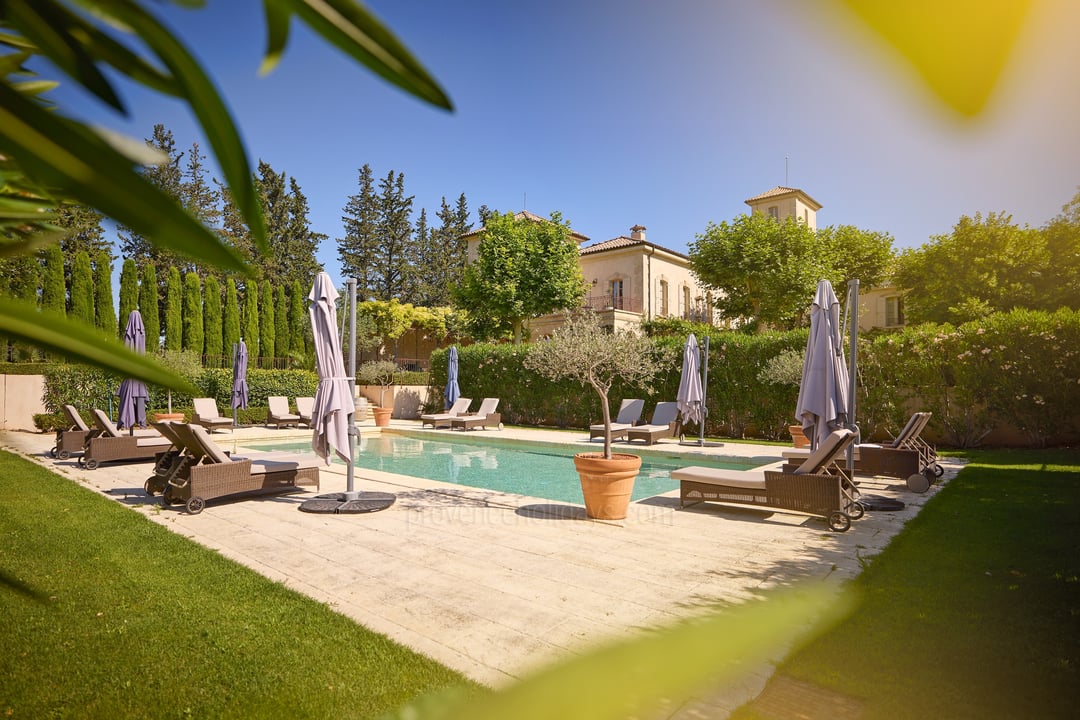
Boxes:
[699,335,709,446]
[846,279,859,477]
[346,278,357,495]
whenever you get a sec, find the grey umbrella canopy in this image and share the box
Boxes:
[444,346,461,410]
[676,333,704,426]
[308,272,352,466]
[231,339,249,426]
[795,280,850,450]
[117,310,148,431]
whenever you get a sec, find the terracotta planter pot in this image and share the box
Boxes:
[789,425,811,448]
[573,452,642,520]
[372,407,392,427]
[153,412,185,422]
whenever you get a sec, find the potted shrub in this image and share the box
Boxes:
[758,349,809,447]
[153,349,202,421]
[525,311,670,520]
[357,360,398,427]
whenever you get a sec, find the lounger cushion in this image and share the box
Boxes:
[670,466,767,490]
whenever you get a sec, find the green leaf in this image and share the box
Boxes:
[4,0,126,112]
[96,1,267,249]
[0,80,251,274]
[259,0,291,76]
[389,586,853,720]
[275,0,452,111]
[0,299,197,393]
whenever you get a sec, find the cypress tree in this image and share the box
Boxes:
[41,245,66,316]
[70,251,95,326]
[289,279,308,357]
[223,278,241,360]
[274,284,288,361]
[203,274,223,361]
[338,164,379,301]
[93,251,115,333]
[7,255,40,360]
[259,278,275,360]
[242,282,259,360]
[182,271,204,354]
[164,266,182,352]
[139,264,160,352]
[118,259,139,337]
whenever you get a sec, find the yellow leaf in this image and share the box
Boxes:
[841,0,1033,116]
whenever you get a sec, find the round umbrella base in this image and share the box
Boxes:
[299,491,396,514]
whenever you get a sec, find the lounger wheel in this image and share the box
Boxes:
[161,486,176,506]
[931,463,944,478]
[186,496,205,515]
[906,472,930,493]
[56,449,70,460]
[498,423,504,430]
[83,458,99,470]
[828,512,852,532]
[144,478,153,495]
[848,501,865,520]
[49,446,57,458]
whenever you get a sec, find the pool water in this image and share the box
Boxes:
[246,433,764,506]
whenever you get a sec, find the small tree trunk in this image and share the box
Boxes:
[597,387,612,459]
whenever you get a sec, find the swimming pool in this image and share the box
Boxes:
[245,433,767,506]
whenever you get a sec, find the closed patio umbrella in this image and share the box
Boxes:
[308,272,352,466]
[231,339,248,427]
[795,280,850,450]
[117,310,148,433]
[677,333,711,446]
[444,346,461,411]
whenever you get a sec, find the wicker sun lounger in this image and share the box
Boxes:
[192,397,233,433]
[625,402,679,445]
[421,397,472,429]
[450,398,502,431]
[79,409,174,470]
[781,412,940,492]
[589,398,644,441]
[162,423,320,514]
[51,404,93,460]
[673,428,863,532]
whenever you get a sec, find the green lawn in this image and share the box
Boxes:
[0,451,480,719]
[734,448,1080,720]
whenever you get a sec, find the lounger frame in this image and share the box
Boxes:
[164,458,320,514]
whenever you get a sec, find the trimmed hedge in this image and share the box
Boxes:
[427,309,1080,447]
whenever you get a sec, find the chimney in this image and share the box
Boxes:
[630,224,646,241]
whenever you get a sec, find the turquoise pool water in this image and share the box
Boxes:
[246,433,764,506]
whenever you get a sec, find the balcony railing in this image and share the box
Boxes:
[582,294,643,314]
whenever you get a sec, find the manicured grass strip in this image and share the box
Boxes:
[735,449,1080,720]
[0,451,480,719]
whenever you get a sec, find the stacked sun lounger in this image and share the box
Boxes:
[80,409,174,470]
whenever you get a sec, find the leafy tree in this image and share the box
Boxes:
[182,271,204,354]
[689,214,825,330]
[414,196,469,306]
[1039,188,1080,310]
[139,264,160,352]
[92,251,115,333]
[815,224,895,292]
[259,279,275,360]
[405,207,431,305]
[454,211,588,343]
[355,300,417,359]
[181,141,221,235]
[163,266,183,352]
[217,181,257,270]
[118,259,139,337]
[373,170,413,300]
[56,203,108,287]
[243,281,260,359]
[894,212,1043,323]
[223,278,241,360]
[69,251,95,326]
[203,274,223,360]
[338,164,380,301]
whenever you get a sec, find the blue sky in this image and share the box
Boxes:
[52,0,1080,289]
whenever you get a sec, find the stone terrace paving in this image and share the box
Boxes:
[1,419,960,718]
